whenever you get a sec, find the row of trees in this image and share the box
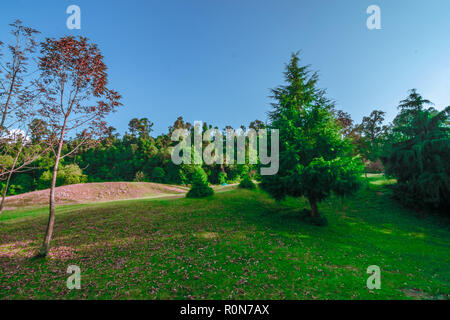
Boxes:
[1,116,265,195]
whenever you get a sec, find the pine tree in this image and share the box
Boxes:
[383,90,450,210]
[186,166,214,198]
[260,53,363,224]
[239,173,256,189]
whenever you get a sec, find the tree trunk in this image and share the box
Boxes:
[0,142,23,216]
[0,69,18,136]
[39,120,67,257]
[308,197,320,218]
[0,170,13,217]
[39,156,60,257]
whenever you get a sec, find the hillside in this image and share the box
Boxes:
[2,182,189,211]
[0,175,449,299]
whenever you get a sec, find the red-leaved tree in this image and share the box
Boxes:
[36,36,121,257]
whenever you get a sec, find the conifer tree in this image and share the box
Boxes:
[383,90,449,210]
[261,53,363,223]
[186,166,214,198]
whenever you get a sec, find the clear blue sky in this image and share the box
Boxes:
[1,0,449,135]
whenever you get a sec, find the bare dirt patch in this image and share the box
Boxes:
[3,182,188,210]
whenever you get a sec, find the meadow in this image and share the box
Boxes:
[0,175,448,299]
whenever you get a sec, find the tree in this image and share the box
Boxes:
[29,118,49,143]
[333,109,354,138]
[0,21,47,215]
[382,90,449,210]
[354,110,389,174]
[260,53,363,223]
[239,173,256,189]
[0,128,47,215]
[36,36,121,257]
[168,116,191,134]
[249,119,266,131]
[186,166,214,198]
[128,117,153,139]
[0,20,39,135]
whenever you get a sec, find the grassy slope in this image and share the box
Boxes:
[0,175,448,299]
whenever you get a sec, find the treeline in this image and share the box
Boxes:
[1,116,266,195]
[3,88,449,213]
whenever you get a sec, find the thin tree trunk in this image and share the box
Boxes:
[0,40,19,135]
[308,197,320,218]
[39,119,67,257]
[0,143,23,216]
[0,175,12,216]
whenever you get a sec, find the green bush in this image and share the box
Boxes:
[218,171,227,184]
[38,164,87,189]
[38,170,52,190]
[59,164,87,185]
[239,174,256,189]
[186,166,214,198]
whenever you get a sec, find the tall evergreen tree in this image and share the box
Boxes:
[383,90,450,210]
[261,53,363,223]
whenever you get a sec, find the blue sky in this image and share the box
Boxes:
[1,0,449,135]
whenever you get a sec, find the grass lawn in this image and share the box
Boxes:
[0,175,449,299]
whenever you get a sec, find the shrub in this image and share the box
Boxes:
[186,166,214,198]
[38,164,87,189]
[58,164,87,186]
[38,170,52,190]
[239,174,256,189]
[218,171,227,185]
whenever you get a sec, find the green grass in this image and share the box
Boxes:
[0,175,449,299]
